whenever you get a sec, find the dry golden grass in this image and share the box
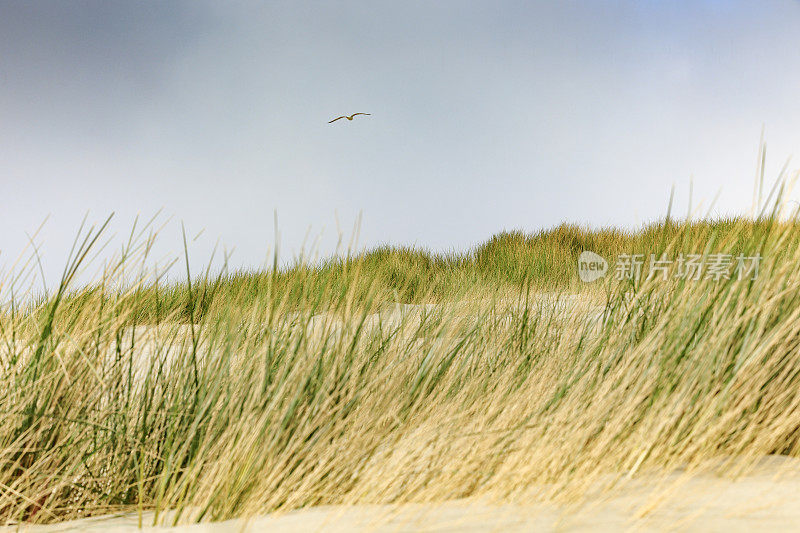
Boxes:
[2,209,800,527]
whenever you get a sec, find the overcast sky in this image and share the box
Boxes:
[2,1,800,287]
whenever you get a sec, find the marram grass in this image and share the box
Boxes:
[1,215,800,524]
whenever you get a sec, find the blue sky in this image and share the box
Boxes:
[2,1,800,286]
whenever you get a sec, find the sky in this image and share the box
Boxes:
[2,1,800,288]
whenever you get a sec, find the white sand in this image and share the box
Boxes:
[7,456,800,532]
[121,293,606,352]
[112,294,607,388]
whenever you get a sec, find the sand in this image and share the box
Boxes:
[5,456,800,532]
[110,293,605,385]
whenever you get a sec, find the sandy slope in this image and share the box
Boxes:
[22,295,796,531]
[6,456,800,532]
[109,293,605,385]
[118,293,606,359]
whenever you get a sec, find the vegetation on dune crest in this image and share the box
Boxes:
[2,213,800,524]
[49,215,798,325]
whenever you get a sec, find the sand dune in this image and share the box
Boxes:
[7,456,799,532]
[109,293,604,383]
[29,295,798,531]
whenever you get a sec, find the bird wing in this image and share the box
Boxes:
[328,116,346,123]
[351,113,371,117]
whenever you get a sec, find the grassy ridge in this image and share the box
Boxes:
[52,217,795,325]
[1,216,800,524]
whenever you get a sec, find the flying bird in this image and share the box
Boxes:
[328,113,371,123]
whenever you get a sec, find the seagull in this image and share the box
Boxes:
[328,113,371,123]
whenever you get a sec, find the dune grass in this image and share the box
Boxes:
[49,215,797,325]
[2,212,800,524]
